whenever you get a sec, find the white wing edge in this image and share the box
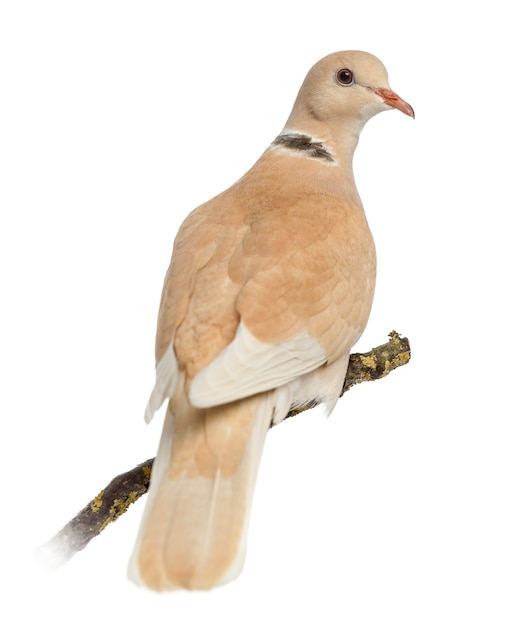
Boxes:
[144,345,178,423]
[189,321,326,408]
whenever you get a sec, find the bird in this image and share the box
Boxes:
[128,50,414,591]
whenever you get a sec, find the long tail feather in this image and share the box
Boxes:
[129,390,282,590]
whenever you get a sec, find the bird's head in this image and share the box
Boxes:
[288,50,414,133]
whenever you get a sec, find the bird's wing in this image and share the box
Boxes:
[150,158,376,416]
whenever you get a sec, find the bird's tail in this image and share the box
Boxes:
[128,389,281,591]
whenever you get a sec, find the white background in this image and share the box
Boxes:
[1,1,522,624]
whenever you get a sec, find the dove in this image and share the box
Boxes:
[128,50,414,591]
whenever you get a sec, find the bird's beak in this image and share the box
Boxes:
[372,88,415,119]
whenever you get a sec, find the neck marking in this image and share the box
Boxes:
[271,132,335,163]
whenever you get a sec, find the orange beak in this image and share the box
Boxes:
[373,88,415,118]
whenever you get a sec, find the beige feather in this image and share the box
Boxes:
[130,388,285,590]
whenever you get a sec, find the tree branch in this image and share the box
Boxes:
[36,331,410,569]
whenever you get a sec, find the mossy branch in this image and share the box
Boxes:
[37,331,410,569]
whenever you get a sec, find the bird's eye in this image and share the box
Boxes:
[336,68,354,86]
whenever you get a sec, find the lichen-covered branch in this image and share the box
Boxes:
[36,460,154,569]
[37,331,410,568]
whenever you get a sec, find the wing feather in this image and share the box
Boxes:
[189,322,326,408]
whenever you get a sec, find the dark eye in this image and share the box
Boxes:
[336,68,354,86]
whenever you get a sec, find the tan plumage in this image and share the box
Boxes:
[128,50,414,591]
